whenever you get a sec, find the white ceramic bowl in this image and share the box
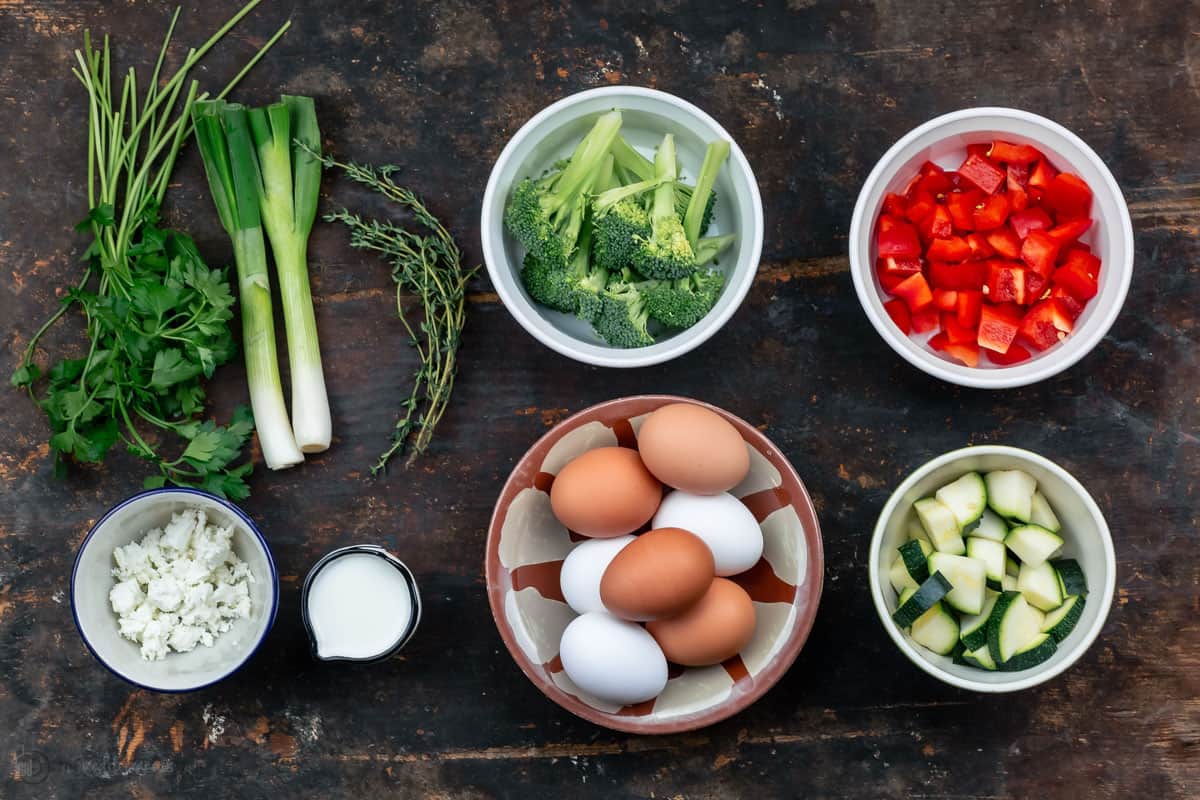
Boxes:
[71,489,279,692]
[849,107,1134,389]
[869,446,1115,692]
[481,86,764,367]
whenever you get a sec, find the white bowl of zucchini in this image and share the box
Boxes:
[869,445,1115,692]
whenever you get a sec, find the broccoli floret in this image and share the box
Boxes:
[521,222,608,321]
[593,280,654,348]
[630,135,696,280]
[590,175,662,272]
[504,111,622,271]
[641,268,726,329]
[612,135,721,239]
[520,252,578,313]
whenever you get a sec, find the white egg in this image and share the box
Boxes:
[559,535,635,615]
[652,490,764,576]
[559,612,668,706]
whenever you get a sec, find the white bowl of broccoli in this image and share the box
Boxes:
[482,86,763,367]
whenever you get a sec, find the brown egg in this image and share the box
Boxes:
[646,578,756,667]
[599,528,714,621]
[637,403,750,495]
[550,447,662,538]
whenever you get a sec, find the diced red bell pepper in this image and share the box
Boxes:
[920,204,954,241]
[911,306,940,333]
[880,256,924,276]
[1007,186,1029,213]
[1009,207,1053,240]
[876,258,907,291]
[1057,242,1092,265]
[977,303,1022,354]
[1060,247,1101,276]
[1019,299,1075,350]
[988,140,1043,165]
[926,235,972,262]
[928,331,950,351]
[883,192,907,217]
[966,233,995,260]
[958,153,1006,194]
[1043,173,1093,219]
[893,271,934,312]
[1007,163,1030,192]
[1025,269,1048,301]
[1047,217,1093,244]
[946,189,983,231]
[1049,286,1084,319]
[985,261,1033,304]
[986,226,1022,259]
[1053,260,1099,301]
[927,259,985,290]
[1020,231,1061,278]
[966,143,990,159]
[933,288,958,311]
[989,343,1032,365]
[972,193,1011,231]
[942,312,976,344]
[904,190,938,224]
[883,298,912,335]
[943,339,981,367]
[1028,158,1058,189]
[917,162,955,195]
[956,290,982,328]
[877,215,922,259]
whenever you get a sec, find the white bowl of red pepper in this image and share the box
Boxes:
[849,107,1134,389]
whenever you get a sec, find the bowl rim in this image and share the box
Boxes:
[485,394,824,733]
[849,106,1135,389]
[70,487,280,693]
[480,85,765,368]
[868,444,1116,692]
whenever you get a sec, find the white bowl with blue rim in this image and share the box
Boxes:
[71,489,279,692]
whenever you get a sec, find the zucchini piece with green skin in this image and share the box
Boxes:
[1005,524,1064,567]
[898,539,932,583]
[966,536,1007,583]
[962,644,998,670]
[1001,573,1018,591]
[985,469,1037,523]
[1017,560,1063,612]
[911,601,960,656]
[1002,632,1057,671]
[1029,491,1062,533]
[907,518,930,543]
[1006,555,1020,577]
[987,591,1046,664]
[935,472,988,530]
[972,509,1009,543]
[1052,558,1088,596]
[892,572,953,628]
[1041,594,1086,642]
[928,553,987,615]
[914,498,965,555]
[889,555,919,594]
[960,588,1001,651]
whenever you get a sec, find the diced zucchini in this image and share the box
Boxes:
[959,588,1001,651]
[928,553,987,615]
[1017,560,1063,611]
[972,509,1009,543]
[1001,573,1018,591]
[987,591,1046,664]
[914,498,965,555]
[1029,490,1062,533]
[1052,558,1088,597]
[907,518,930,543]
[985,469,1037,523]
[1005,524,1064,567]
[966,537,1007,583]
[892,572,952,628]
[910,601,961,656]
[898,539,931,583]
[935,472,988,530]
[1040,594,1086,643]
[889,555,919,594]
[1006,555,1020,577]
[962,645,997,670]
[1002,632,1057,671]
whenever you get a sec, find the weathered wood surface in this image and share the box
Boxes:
[1,0,1198,797]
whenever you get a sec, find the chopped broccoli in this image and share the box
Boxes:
[520,219,608,321]
[593,280,654,348]
[520,252,578,313]
[612,135,718,236]
[641,268,726,329]
[693,233,736,265]
[630,135,696,280]
[590,176,662,273]
[683,140,730,248]
[504,111,622,270]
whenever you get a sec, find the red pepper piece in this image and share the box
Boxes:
[1020,231,1061,278]
[1058,242,1092,265]
[977,303,1022,354]
[1019,299,1075,350]
[927,259,985,291]
[904,190,938,224]
[933,288,958,312]
[1007,163,1030,190]
[926,235,972,262]
[989,342,1032,365]
[1043,173,1093,219]
[1008,186,1029,213]
[1049,286,1084,319]
[1009,207,1053,240]
[985,261,1032,304]
[877,215,922,259]
[986,226,1022,259]
[876,258,908,292]
[928,331,950,351]
[956,290,982,328]
[942,312,976,344]
[883,298,912,334]
[920,204,954,240]
[911,306,940,333]
[1047,217,1093,244]
[958,153,1006,194]
[1053,260,1099,301]
[880,256,924,276]
[883,192,907,217]
[1028,159,1058,189]
[966,233,995,260]
[1025,269,1048,301]
[893,271,934,312]
[947,189,983,230]
[966,143,991,159]
[943,340,981,367]
[988,140,1043,165]
[917,162,955,195]
[972,193,1011,231]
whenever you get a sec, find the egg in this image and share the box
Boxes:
[652,491,764,576]
[646,578,756,666]
[636,403,749,495]
[559,535,635,615]
[599,527,714,621]
[550,447,662,538]
[559,612,668,705]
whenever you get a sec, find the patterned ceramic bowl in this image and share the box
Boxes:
[486,396,823,733]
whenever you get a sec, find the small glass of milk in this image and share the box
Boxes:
[301,545,422,662]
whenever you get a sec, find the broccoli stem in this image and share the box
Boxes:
[684,140,730,249]
[596,154,618,192]
[544,110,622,215]
[593,176,665,215]
[651,134,677,223]
[611,135,654,182]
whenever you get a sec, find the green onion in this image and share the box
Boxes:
[193,100,303,470]
[248,96,330,452]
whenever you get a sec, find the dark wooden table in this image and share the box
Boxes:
[2,1,1197,797]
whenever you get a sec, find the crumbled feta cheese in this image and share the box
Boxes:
[110,507,254,661]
